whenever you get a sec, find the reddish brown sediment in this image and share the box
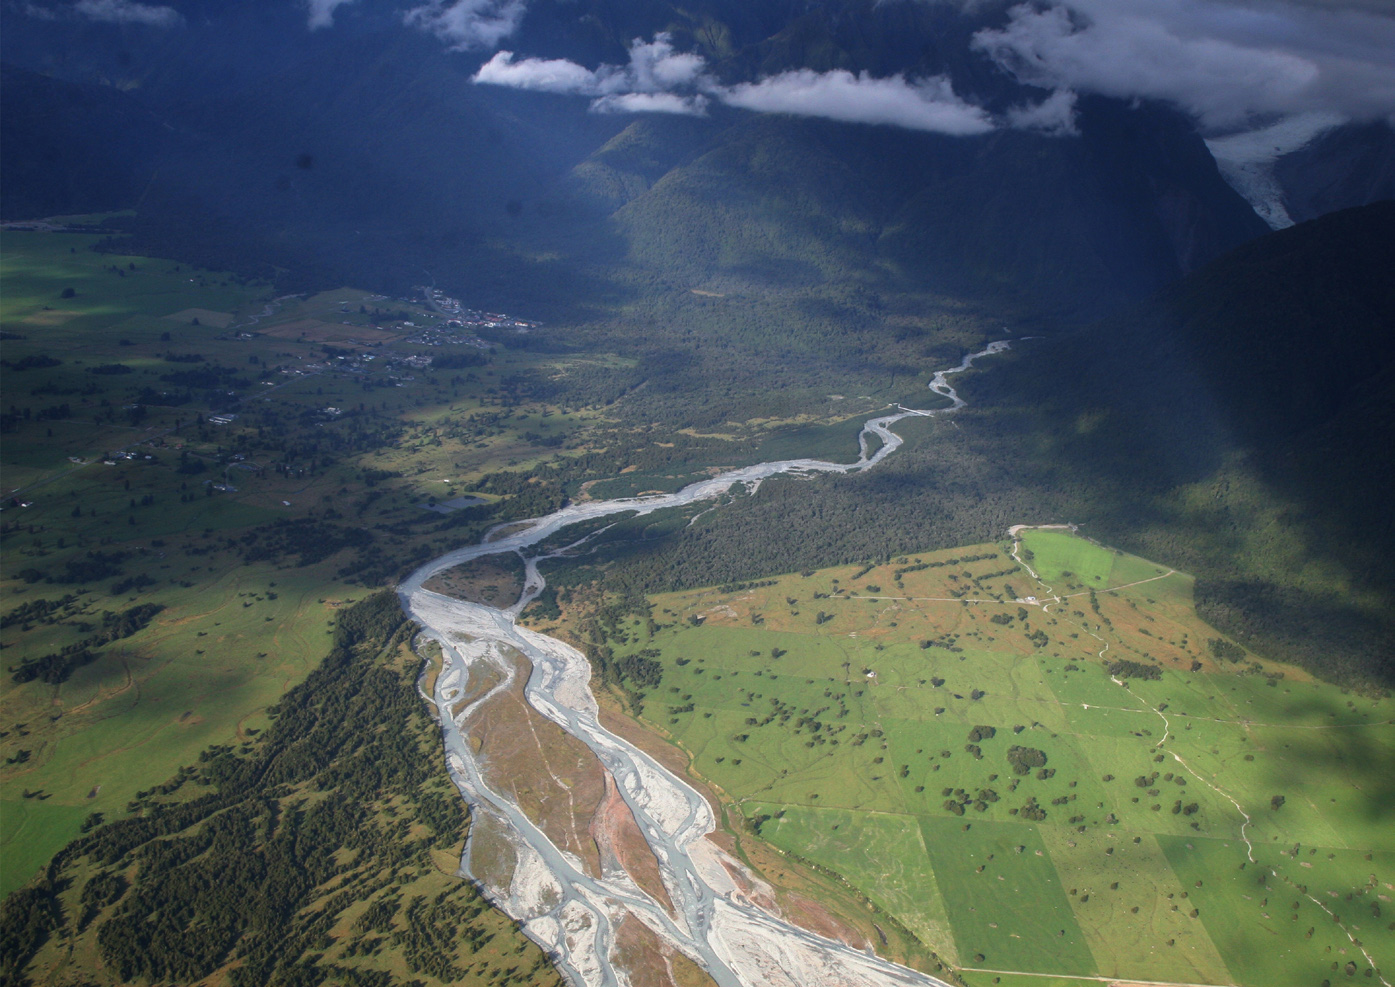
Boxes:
[590,768,677,915]
[598,698,894,961]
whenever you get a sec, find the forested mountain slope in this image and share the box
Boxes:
[0,67,172,220]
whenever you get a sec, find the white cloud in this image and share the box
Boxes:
[304,0,356,30]
[1005,88,1079,136]
[404,0,529,51]
[473,33,715,115]
[290,0,1395,135]
[722,69,995,135]
[474,50,604,95]
[465,5,1380,138]
[624,33,708,92]
[73,0,179,26]
[972,1,1395,130]
[474,38,999,132]
[591,92,709,116]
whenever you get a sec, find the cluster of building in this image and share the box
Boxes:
[414,286,539,336]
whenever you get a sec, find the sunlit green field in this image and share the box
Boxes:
[600,530,1394,986]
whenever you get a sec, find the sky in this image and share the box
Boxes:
[38,0,1395,140]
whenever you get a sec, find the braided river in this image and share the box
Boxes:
[397,341,1011,987]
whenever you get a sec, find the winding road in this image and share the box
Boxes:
[398,343,1011,987]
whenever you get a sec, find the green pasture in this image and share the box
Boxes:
[749,803,959,961]
[0,229,261,336]
[1020,530,1114,587]
[919,816,1095,974]
[1161,836,1394,987]
[0,798,96,891]
[960,975,1101,987]
[1039,826,1231,984]
[610,529,1395,985]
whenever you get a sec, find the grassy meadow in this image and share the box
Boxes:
[591,529,1394,987]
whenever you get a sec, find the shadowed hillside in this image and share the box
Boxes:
[984,201,1395,684]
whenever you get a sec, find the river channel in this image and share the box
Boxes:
[397,342,1011,987]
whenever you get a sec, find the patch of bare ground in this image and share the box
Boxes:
[423,553,525,608]
[466,808,519,893]
[256,318,403,344]
[485,521,534,542]
[591,768,675,915]
[613,913,719,987]
[778,889,868,945]
[163,307,235,328]
[20,308,85,326]
[471,650,605,877]
[574,479,601,503]
[1093,593,1217,673]
[520,603,587,647]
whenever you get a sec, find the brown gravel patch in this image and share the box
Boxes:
[257,318,401,344]
[424,553,525,608]
[471,649,605,877]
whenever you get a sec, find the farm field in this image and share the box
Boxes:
[591,529,1395,987]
